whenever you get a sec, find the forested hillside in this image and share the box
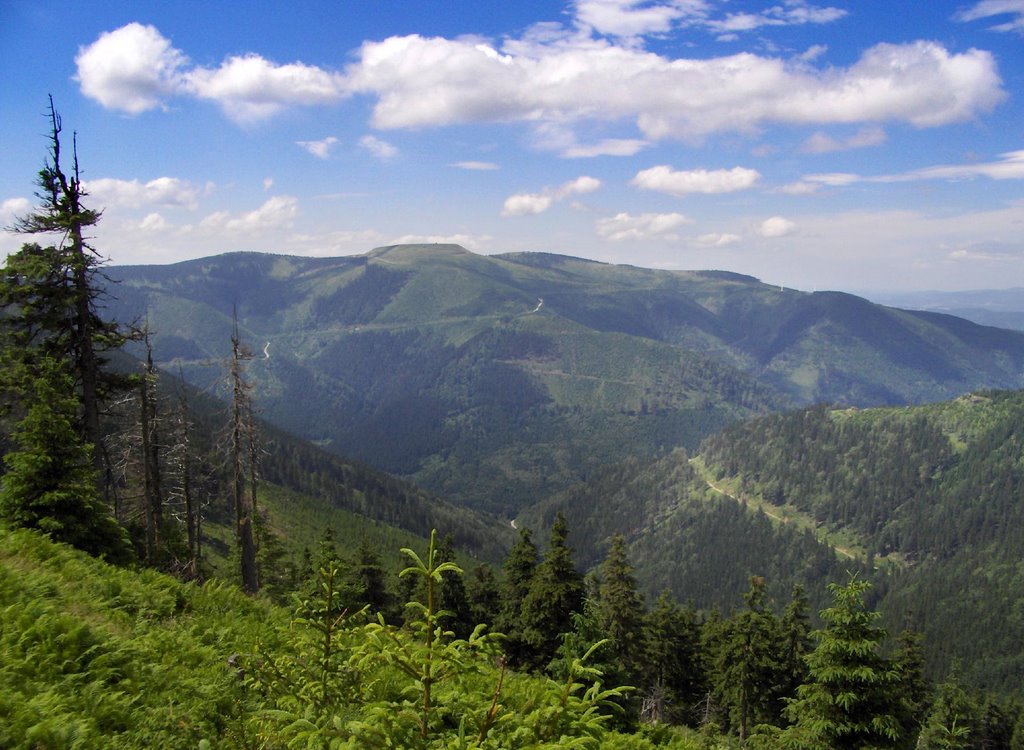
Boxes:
[106,245,1024,513]
[698,390,1024,689]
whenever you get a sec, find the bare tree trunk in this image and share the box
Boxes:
[231,313,259,594]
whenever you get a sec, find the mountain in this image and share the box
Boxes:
[105,245,1024,514]
[695,390,1024,690]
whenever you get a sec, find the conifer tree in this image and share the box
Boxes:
[598,534,646,683]
[466,562,500,628]
[520,512,584,670]
[644,591,705,726]
[709,576,784,740]
[497,526,538,667]
[3,98,126,477]
[781,575,904,750]
[435,533,474,639]
[0,356,131,563]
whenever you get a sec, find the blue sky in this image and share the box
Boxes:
[1,0,1023,292]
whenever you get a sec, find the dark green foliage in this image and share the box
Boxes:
[520,512,585,670]
[466,562,501,628]
[598,534,646,683]
[497,526,538,667]
[0,358,130,563]
[643,592,706,726]
[700,391,1024,689]
[705,578,786,740]
[780,576,904,750]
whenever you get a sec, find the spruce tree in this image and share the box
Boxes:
[781,575,904,750]
[497,526,538,667]
[4,98,126,475]
[0,356,130,562]
[520,512,584,670]
[644,591,705,726]
[598,534,646,683]
[709,576,784,739]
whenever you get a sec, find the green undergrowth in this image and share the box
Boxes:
[1,524,722,749]
[0,524,281,748]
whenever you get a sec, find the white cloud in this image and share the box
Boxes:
[502,193,554,217]
[696,232,742,246]
[954,0,1024,34]
[75,23,187,114]
[790,150,1024,191]
[78,22,1006,142]
[759,216,797,237]
[563,138,650,158]
[185,55,347,122]
[573,0,710,38]
[84,177,205,210]
[263,177,274,191]
[631,165,761,196]
[800,126,887,154]
[200,196,299,233]
[297,136,338,159]
[350,35,1004,142]
[502,175,602,216]
[1,197,32,227]
[359,134,398,160]
[76,23,348,122]
[452,161,499,170]
[706,1,846,34]
[596,211,692,241]
[137,213,170,232]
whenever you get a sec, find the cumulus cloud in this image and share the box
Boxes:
[759,216,797,237]
[359,134,398,160]
[200,196,299,233]
[297,136,338,159]
[77,21,1006,142]
[596,211,692,241]
[137,213,170,232]
[573,0,710,38]
[954,0,1024,34]
[75,23,188,114]
[1,197,32,227]
[502,176,602,216]
[84,177,206,210]
[632,165,761,196]
[800,126,887,154]
[76,23,347,122]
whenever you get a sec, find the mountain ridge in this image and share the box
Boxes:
[105,245,1024,513]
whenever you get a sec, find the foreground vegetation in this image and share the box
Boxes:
[3,524,1023,748]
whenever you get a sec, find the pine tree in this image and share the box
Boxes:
[708,576,784,739]
[597,534,646,683]
[0,356,131,563]
[520,512,584,670]
[781,575,904,750]
[466,562,500,628]
[497,526,538,667]
[643,591,705,726]
[435,533,473,639]
[3,98,126,477]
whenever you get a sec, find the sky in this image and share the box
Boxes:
[1,0,1023,293]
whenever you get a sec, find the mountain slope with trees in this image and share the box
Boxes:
[697,389,1024,690]
[106,246,1024,513]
